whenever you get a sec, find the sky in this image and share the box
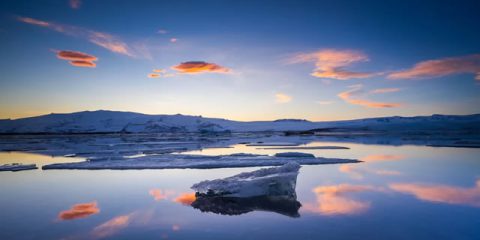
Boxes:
[0,0,479,121]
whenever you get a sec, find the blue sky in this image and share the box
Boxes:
[0,0,479,120]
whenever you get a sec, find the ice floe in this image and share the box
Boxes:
[41,153,359,170]
[0,163,37,171]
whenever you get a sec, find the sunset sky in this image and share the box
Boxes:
[0,0,479,121]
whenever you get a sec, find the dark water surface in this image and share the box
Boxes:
[1,140,479,240]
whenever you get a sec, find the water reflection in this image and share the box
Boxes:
[149,189,176,201]
[191,195,302,217]
[58,201,100,220]
[303,184,385,215]
[174,192,197,205]
[390,180,480,207]
[92,214,131,239]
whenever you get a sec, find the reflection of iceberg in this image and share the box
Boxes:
[191,195,301,218]
[190,162,302,217]
[192,162,300,198]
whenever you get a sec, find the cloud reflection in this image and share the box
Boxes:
[58,201,100,220]
[92,214,131,239]
[174,192,196,205]
[390,180,480,207]
[303,184,383,215]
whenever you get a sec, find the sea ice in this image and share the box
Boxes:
[0,163,37,172]
[42,153,360,170]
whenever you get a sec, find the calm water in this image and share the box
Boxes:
[1,141,479,240]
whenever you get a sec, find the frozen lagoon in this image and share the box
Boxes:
[0,133,480,239]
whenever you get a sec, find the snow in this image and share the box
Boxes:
[0,163,37,171]
[41,153,359,170]
[1,110,478,134]
[191,162,301,198]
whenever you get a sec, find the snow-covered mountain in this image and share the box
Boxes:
[0,110,479,134]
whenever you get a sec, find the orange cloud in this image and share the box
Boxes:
[370,88,401,94]
[92,215,130,238]
[153,69,165,73]
[58,201,100,220]
[70,60,96,67]
[148,73,160,78]
[388,54,480,81]
[338,85,401,108]
[303,184,383,215]
[390,180,480,207]
[171,61,230,74]
[275,93,292,103]
[17,16,136,57]
[289,49,377,80]
[174,193,196,205]
[56,50,97,68]
[70,0,81,9]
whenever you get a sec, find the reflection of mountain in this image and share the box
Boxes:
[191,195,302,218]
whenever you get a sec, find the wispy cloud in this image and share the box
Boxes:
[370,88,401,94]
[170,38,178,43]
[275,93,292,103]
[338,84,401,108]
[390,179,480,207]
[58,201,100,220]
[56,50,97,68]
[289,49,378,80]
[157,29,168,34]
[388,54,480,81]
[70,0,81,9]
[17,16,138,57]
[171,61,230,74]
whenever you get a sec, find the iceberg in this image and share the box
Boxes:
[0,163,37,172]
[191,162,301,198]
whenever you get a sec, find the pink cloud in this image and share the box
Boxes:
[289,49,377,80]
[338,85,401,108]
[388,54,480,81]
